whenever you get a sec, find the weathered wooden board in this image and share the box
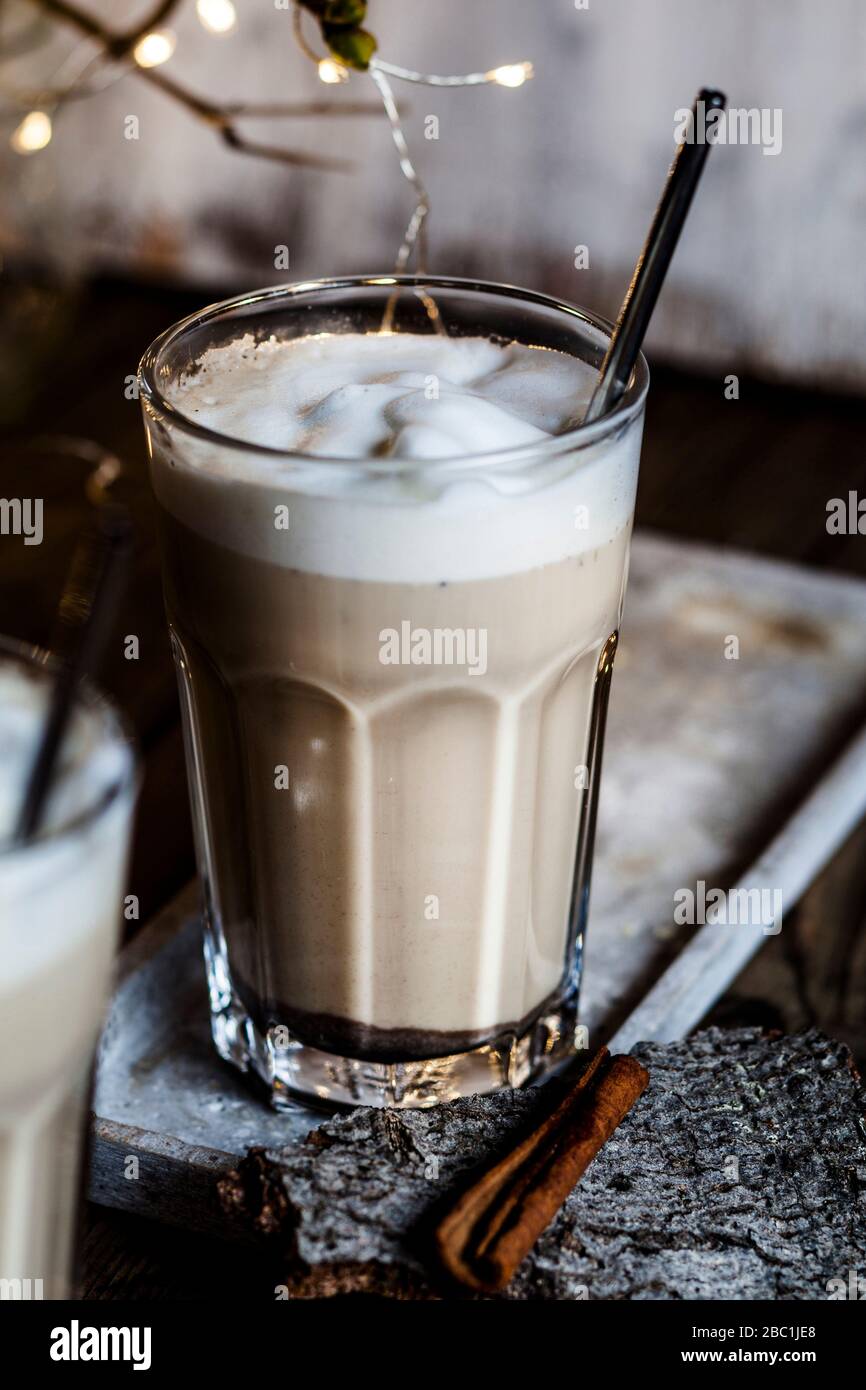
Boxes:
[90,532,866,1232]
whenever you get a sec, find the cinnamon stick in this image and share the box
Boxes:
[433,1048,649,1293]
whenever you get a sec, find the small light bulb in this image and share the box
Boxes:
[133,30,177,68]
[11,109,52,154]
[491,62,533,89]
[196,0,237,35]
[318,58,348,85]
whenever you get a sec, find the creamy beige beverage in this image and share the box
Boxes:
[0,652,135,1298]
[146,322,644,1089]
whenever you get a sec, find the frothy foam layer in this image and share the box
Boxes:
[0,665,130,847]
[166,332,594,459]
[152,332,643,582]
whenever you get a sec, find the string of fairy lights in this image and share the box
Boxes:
[4,0,532,271]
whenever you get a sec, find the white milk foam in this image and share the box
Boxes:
[156,332,641,583]
[168,332,586,457]
[0,665,133,989]
[0,666,128,844]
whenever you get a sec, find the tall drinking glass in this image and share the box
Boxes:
[0,640,137,1298]
[140,276,648,1109]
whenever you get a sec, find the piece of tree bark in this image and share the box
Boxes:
[217,1027,866,1300]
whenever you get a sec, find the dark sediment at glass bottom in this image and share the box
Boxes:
[233,972,568,1063]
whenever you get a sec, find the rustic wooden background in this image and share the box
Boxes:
[3,0,866,388]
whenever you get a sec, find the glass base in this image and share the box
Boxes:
[204,929,585,1110]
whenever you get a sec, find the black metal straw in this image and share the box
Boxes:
[583,87,727,425]
[13,506,132,844]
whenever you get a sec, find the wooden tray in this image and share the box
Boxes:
[90,533,866,1233]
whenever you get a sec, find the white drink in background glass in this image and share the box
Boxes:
[0,644,136,1299]
[141,278,648,1109]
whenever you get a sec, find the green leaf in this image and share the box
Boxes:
[296,0,328,17]
[322,23,377,70]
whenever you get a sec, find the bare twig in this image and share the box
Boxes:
[35,0,181,58]
[20,0,375,170]
[220,99,391,119]
[11,0,530,276]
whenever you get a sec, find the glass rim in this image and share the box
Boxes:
[0,635,139,860]
[138,274,650,473]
